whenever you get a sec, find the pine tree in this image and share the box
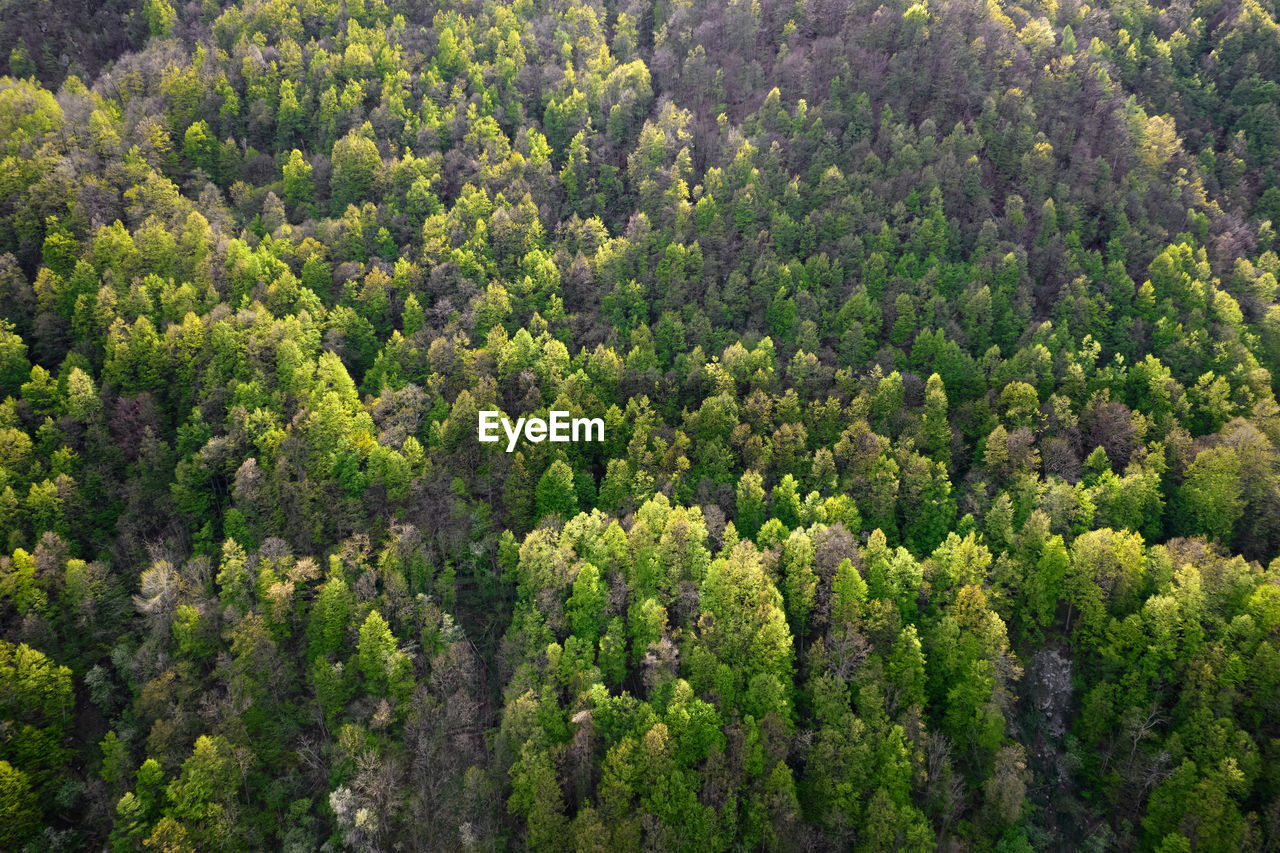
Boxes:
[535,459,578,521]
[736,470,766,539]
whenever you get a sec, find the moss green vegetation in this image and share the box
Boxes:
[1,0,1280,848]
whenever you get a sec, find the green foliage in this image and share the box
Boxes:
[307,574,352,661]
[568,561,606,641]
[535,459,578,521]
[0,640,72,730]
[0,321,30,396]
[735,469,766,539]
[330,128,381,214]
[1178,446,1244,545]
[1,0,1280,847]
[0,760,39,848]
[694,540,793,716]
[282,149,314,210]
[357,609,412,703]
[142,0,177,38]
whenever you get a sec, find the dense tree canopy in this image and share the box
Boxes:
[1,0,1280,848]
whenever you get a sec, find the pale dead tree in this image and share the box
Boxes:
[258,536,293,565]
[927,733,968,833]
[673,580,702,627]
[403,641,487,853]
[404,693,454,849]
[231,743,256,803]
[328,786,377,852]
[826,623,869,681]
[296,734,329,794]
[196,688,223,725]
[1124,702,1166,762]
[642,636,680,693]
[984,744,1029,825]
[567,709,597,808]
[607,571,630,615]
[992,648,1025,721]
[178,554,213,593]
[1112,702,1172,801]
[353,748,405,850]
[927,733,952,792]
[790,728,813,760]
[133,560,179,635]
[232,457,264,509]
[370,698,394,730]
[1136,750,1173,801]
[288,556,322,585]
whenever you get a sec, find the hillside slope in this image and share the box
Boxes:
[1,0,1280,849]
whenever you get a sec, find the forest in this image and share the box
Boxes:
[1,0,1280,848]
